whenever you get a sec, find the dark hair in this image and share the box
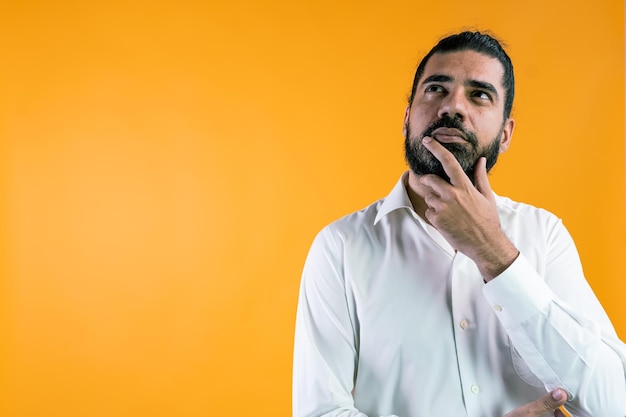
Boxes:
[408,31,515,119]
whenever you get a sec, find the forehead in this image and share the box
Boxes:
[421,50,505,90]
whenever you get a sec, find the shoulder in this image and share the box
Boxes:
[494,194,573,255]
[495,194,562,226]
[303,197,386,272]
[318,197,386,244]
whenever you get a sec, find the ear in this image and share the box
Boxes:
[498,117,515,153]
[402,105,411,137]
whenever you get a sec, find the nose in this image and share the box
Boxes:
[438,88,467,121]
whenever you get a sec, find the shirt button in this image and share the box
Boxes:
[493,304,502,312]
[471,384,480,394]
[459,319,469,329]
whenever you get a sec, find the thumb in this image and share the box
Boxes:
[532,389,568,415]
[474,157,493,198]
[504,389,568,417]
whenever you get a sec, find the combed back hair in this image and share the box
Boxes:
[408,31,515,119]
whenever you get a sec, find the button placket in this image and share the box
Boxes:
[450,253,488,417]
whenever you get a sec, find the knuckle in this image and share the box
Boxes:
[438,152,455,165]
[538,397,555,412]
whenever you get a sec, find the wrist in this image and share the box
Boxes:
[477,239,519,282]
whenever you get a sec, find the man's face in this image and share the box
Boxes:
[403,50,514,183]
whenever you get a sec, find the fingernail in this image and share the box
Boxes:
[552,389,564,401]
[422,137,432,144]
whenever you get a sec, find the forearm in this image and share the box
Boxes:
[483,254,626,417]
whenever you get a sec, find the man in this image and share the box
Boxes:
[292,31,626,417]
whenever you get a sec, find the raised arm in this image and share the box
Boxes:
[418,136,626,416]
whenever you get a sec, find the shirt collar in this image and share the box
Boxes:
[373,171,512,227]
[374,171,415,225]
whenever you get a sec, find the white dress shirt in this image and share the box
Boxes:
[293,172,626,417]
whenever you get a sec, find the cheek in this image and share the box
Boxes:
[410,108,434,126]
[474,113,505,138]
[412,97,437,116]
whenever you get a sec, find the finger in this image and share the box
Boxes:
[421,136,469,186]
[423,189,440,209]
[419,173,450,195]
[504,389,567,417]
[473,157,495,202]
[528,389,568,415]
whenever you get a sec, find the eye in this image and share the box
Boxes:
[424,84,445,93]
[472,90,492,101]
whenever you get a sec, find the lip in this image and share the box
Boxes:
[431,127,466,143]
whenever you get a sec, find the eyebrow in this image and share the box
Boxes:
[422,74,500,100]
[469,80,499,99]
[422,74,452,84]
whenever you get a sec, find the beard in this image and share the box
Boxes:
[404,116,502,184]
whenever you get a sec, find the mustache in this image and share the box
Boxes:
[421,117,478,147]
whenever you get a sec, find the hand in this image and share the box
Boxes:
[503,389,568,417]
[419,137,519,281]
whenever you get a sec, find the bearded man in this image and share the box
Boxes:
[293,31,626,417]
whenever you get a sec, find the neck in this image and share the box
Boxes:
[405,170,431,223]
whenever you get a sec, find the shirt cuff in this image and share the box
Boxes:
[482,253,554,329]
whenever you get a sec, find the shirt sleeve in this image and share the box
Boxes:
[482,219,626,417]
[293,227,398,417]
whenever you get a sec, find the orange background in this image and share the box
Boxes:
[1,1,624,416]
